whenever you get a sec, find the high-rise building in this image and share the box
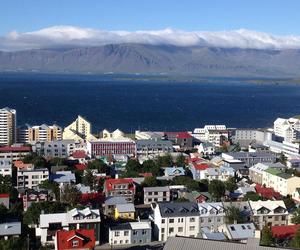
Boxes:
[274,117,300,143]
[18,123,62,143]
[0,107,17,145]
[63,115,96,141]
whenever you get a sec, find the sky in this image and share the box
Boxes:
[1,0,300,35]
[1,1,300,51]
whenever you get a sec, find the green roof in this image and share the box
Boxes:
[265,167,282,176]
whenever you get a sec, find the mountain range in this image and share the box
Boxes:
[1,43,300,77]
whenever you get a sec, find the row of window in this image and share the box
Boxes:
[161,217,196,224]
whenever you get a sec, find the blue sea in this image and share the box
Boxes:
[0,73,300,133]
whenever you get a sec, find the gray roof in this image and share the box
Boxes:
[105,196,128,205]
[50,171,76,183]
[158,202,199,218]
[224,152,275,159]
[110,223,131,231]
[201,228,226,241]
[136,139,172,147]
[163,237,279,250]
[0,222,21,236]
[225,223,255,240]
[116,203,135,213]
[144,186,170,192]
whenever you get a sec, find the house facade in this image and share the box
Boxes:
[144,186,170,204]
[152,202,200,242]
[198,202,225,230]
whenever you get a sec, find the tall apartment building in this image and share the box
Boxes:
[63,115,96,141]
[18,124,62,143]
[274,117,300,143]
[192,125,228,147]
[0,107,16,145]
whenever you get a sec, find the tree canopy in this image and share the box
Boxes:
[225,206,246,224]
[260,225,274,246]
[224,176,238,193]
[208,180,226,201]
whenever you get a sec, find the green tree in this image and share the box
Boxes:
[243,192,261,201]
[208,180,226,201]
[0,204,8,222]
[291,227,300,249]
[39,180,60,200]
[82,169,97,190]
[49,157,66,166]
[260,225,274,246]
[156,154,173,168]
[176,154,186,167]
[278,152,287,165]
[171,176,200,192]
[225,206,245,224]
[283,195,296,211]
[142,176,158,187]
[292,207,300,224]
[225,177,238,193]
[87,159,108,173]
[60,184,81,207]
[142,160,161,176]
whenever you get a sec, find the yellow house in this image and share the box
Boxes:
[115,203,135,220]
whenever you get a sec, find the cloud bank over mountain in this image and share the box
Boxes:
[1,26,300,51]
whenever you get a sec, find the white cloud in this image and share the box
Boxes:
[0,26,300,51]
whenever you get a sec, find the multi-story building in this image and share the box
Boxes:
[144,186,170,204]
[18,124,62,143]
[233,129,273,148]
[37,207,101,245]
[109,221,152,246]
[198,202,225,230]
[249,163,270,185]
[274,117,300,143]
[33,140,75,158]
[104,178,136,202]
[115,203,135,220]
[262,168,300,196]
[104,196,128,217]
[249,200,288,230]
[222,152,276,168]
[135,130,164,140]
[264,140,300,157]
[192,125,228,147]
[151,202,200,242]
[0,145,31,160]
[17,168,49,189]
[0,159,12,177]
[87,138,136,157]
[63,115,96,141]
[136,139,173,156]
[0,107,16,145]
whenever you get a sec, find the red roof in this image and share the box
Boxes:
[255,184,281,200]
[0,194,9,198]
[0,146,31,153]
[176,132,192,139]
[72,150,87,159]
[139,172,153,177]
[74,163,87,171]
[193,163,209,170]
[56,229,95,250]
[272,225,300,239]
[105,178,135,192]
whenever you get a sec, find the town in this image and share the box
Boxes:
[1,107,300,250]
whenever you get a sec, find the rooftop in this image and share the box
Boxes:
[158,202,199,218]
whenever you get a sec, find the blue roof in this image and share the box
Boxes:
[50,171,76,183]
[165,167,185,176]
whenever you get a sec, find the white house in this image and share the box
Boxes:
[17,168,49,189]
[151,202,200,242]
[109,221,151,246]
[36,207,101,245]
[198,202,225,230]
[249,200,288,230]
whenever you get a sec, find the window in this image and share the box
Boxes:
[161,228,165,233]
[169,219,174,223]
[154,192,158,195]
[120,240,123,244]
[124,231,129,236]
[178,227,183,232]
[72,240,79,247]
[114,240,117,244]
[169,227,174,234]
[115,231,120,237]
[189,226,195,231]
[190,217,195,222]
[241,225,246,230]
[161,219,165,224]
[133,230,137,235]
[142,229,147,235]
[230,226,235,231]
[282,216,286,220]
[125,240,129,244]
